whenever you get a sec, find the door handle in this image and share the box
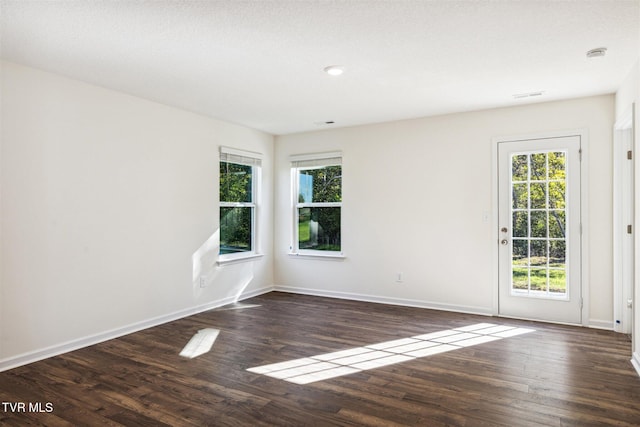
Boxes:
[501,239,509,246]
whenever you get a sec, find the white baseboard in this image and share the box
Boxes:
[274,287,620,331]
[0,285,621,373]
[0,285,274,373]
[273,285,493,316]
[588,319,615,330]
[632,352,640,377]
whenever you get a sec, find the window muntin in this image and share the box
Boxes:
[219,147,261,260]
[510,150,567,297]
[292,153,342,255]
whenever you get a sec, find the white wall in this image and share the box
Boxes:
[616,61,639,121]
[616,60,640,372]
[0,62,274,368]
[0,60,620,371]
[275,95,615,325]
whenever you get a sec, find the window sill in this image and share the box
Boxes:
[217,253,264,266]
[288,252,346,261]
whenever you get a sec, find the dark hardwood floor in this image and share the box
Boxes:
[1,292,639,426]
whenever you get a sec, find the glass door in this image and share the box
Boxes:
[498,136,582,324]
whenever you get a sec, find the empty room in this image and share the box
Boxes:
[1,0,640,425]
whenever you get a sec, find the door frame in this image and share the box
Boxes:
[613,104,635,334]
[491,129,589,326]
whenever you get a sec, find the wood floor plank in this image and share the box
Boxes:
[1,292,639,426]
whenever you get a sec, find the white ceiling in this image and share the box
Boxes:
[1,0,638,135]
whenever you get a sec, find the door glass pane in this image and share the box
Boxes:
[513,183,528,209]
[530,268,548,291]
[549,269,567,293]
[530,153,546,180]
[530,240,547,265]
[530,211,547,238]
[512,239,527,263]
[510,150,568,298]
[512,155,528,181]
[512,212,528,237]
[548,152,566,180]
[549,240,566,263]
[549,211,566,238]
[530,183,546,209]
[512,267,529,290]
[549,240,566,293]
[549,181,565,208]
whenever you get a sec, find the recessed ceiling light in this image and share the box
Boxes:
[323,65,344,76]
[586,47,607,58]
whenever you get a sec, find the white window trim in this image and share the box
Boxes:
[287,252,346,260]
[217,253,264,266]
[219,146,262,264]
[290,152,344,258]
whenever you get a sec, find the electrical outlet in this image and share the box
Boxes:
[199,276,207,288]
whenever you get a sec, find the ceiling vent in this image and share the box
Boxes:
[586,47,607,58]
[513,91,545,99]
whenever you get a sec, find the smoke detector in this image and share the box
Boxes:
[323,65,344,76]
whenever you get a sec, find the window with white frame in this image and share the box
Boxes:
[219,147,262,260]
[291,152,342,255]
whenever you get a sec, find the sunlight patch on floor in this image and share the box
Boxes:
[179,328,220,359]
[247,323,535,384]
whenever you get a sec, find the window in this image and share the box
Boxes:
[291,152,342,256]
[219,147,262,261]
